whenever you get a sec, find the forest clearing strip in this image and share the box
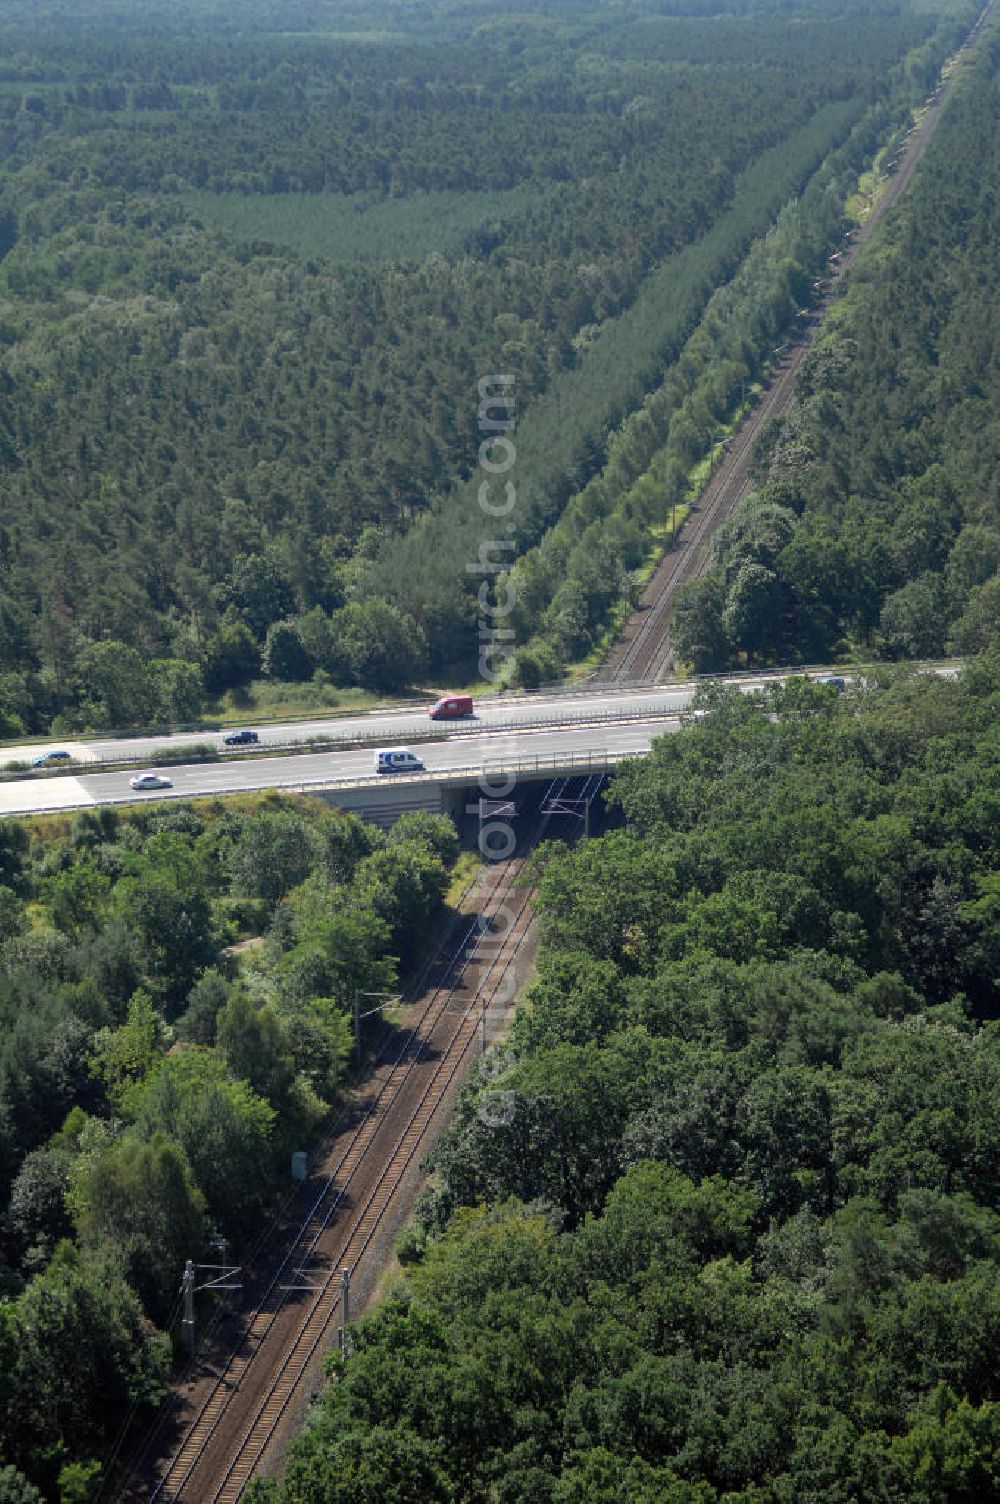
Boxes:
[610,335,806,682]
[167,879,536,1502]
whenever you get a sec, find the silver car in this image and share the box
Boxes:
[129,773,173,790]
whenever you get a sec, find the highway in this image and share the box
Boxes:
[0,665,962,818]
[0,679,739,771]
[0,715,679,817]
[1,664,872,774]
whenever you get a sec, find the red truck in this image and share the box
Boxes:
[429,694,474,720]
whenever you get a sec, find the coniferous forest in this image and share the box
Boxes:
[0,0,973,733]
[672,29,1000,673]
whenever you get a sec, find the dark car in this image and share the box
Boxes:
[223,729,259,746]
[31,749,71,766]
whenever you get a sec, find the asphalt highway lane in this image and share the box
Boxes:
[0,686,696,769]
[0,665,960,816]
[0,669,824,772]
[0,716,683,817]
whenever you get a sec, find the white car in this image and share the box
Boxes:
[129,773,173,791]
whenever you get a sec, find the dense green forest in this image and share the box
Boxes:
[1,2,998,1500]
[264,662,1000,1504]
[0,792,460,1499]
[673,27,1000,674]
[0,0,970,734]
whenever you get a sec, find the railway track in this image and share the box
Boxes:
[608,349,801,683]
[114,875,496,1495]
[127,805,549,1504]
[207,894,537,1504]
[112,15,998,1503]
[602,0,993,685]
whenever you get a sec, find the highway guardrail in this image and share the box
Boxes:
[4,747,642,819]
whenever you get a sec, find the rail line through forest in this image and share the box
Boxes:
[115,867,491,1494]
[114,10,997,1501]
[208,890,537,1504]
[604,0,994,684]
[132,802,551,1503]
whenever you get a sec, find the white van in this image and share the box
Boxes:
[375,748,425,775]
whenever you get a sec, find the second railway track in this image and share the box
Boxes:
[130,804,550,1504]
[207,888,537,1504]
[111,15,998,1503]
